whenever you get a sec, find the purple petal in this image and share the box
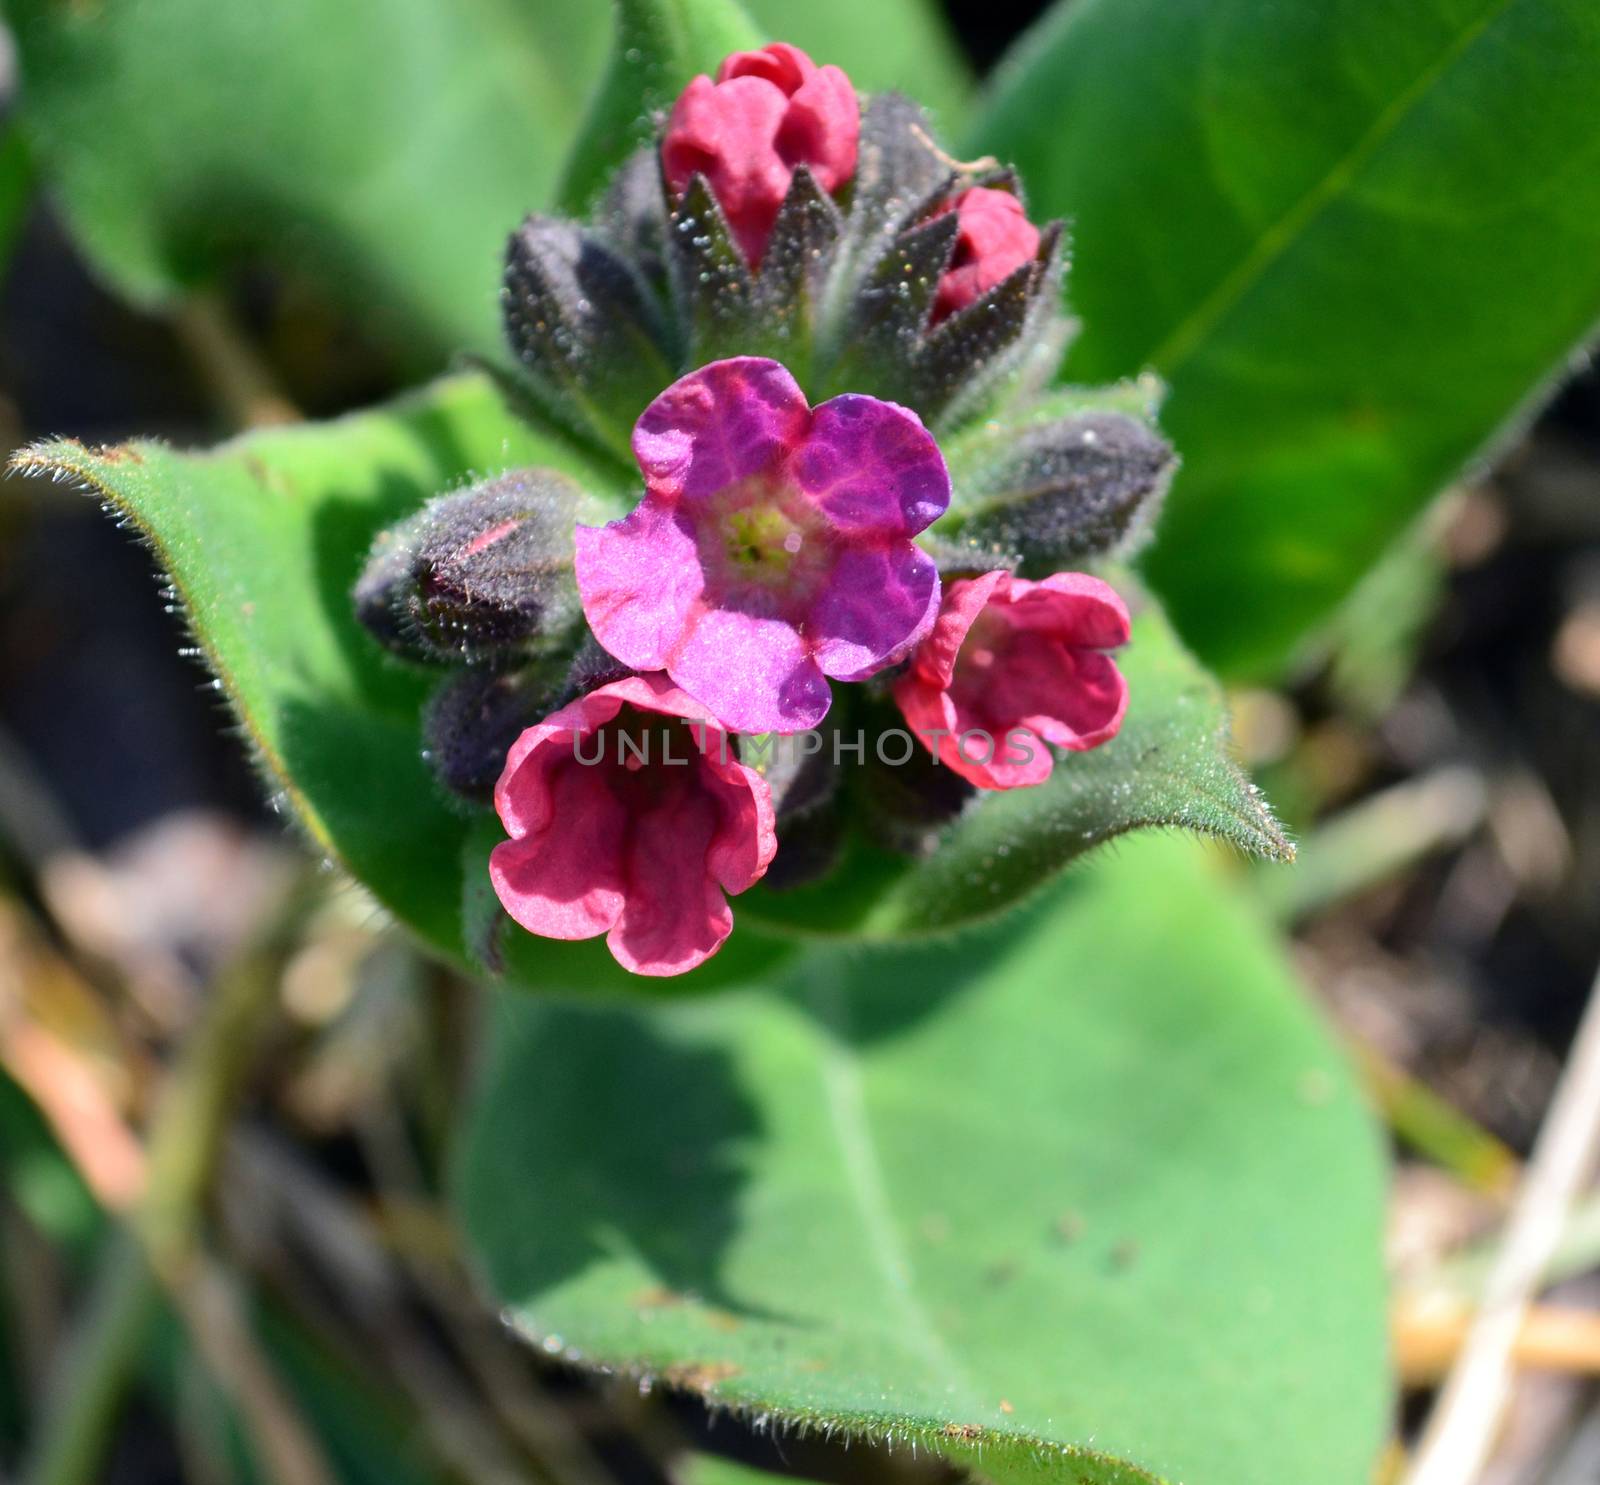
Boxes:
[809,543,940,681]
[574,501,704,670]
[669,606,831,734]
[790,395,950,537]
[632,357,809,501]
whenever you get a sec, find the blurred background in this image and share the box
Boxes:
[1,2,1599,1483]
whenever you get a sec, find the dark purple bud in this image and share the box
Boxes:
[950,411,1175,566]
[742,720,845,891]
[353,470,581,665]
[422,665,556,803]
[503,216,678,457]
[818,119,1067,430]
[559,633,635,701]
[598,146,670,289]
[760,804,844,891]
[836,92,954,273]
[900,221,1064,429]
[352,507,429,654]
[749,166,844,382]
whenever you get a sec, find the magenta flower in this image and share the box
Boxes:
[930,186,1042,324]
[661,43,860,267]
[893,570,1130,790]
[574,357,949,735]
[489,674,776,977]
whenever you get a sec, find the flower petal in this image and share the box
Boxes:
[489,756,629,940]
[791,394,949,537]
[998,636,1129,751]
[809,543,941,681]
[574,501,703,671]
[661,74,791,264]
[778,64,859,191]
[608,785,734,976]
[653,603,825,734]
[717,42,813,91]
[933,186,1042,322]
[632,357,809,501]
[669,604,832,734]
[1020,572,1132,648]
[700,751,779,893]
[912,569,1009,689]
[596,675,778,892]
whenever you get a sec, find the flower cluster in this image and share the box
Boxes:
[356,44,1177,976]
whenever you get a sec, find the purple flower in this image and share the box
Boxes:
[574,357,949,734]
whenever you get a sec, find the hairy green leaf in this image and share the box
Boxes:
[9,374,650,990]
[456,834,1389,1485]
[741,588,1290,940]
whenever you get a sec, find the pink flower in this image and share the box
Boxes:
[661,42,859,267]
[489,674,776,977]
[930,186,1042,324]
[575,357,949,735]
[893,571,1130,790]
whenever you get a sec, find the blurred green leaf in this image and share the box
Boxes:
[741,588,1291,941]
[6,0,613,363]
[677,1458,800,1485]
[0,125,34,276]
[455,834,1390,1485]
[975,0,1600,678]
[0,1068,98,1256]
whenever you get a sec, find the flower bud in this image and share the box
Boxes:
[502,217,677,459]
[948,411,1175,566]
[661,43,859,269]
[422,664,556,803]
[835,92,952,272]
[352,506,429,654]
[822,153,1065,428]
[929,186,1042,324]
[353,470,582,665]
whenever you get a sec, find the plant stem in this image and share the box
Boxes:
[20,872,327,1485]
[21,1234,155,1485]
[171,293,300,431]
[1407,953,1600,1485]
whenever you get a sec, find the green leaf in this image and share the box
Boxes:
[7,376,803,995]
[556,0,763,216]
[454,834,1390,1485]
[10,373,666,991]
[5,0,614,363]
[142,1298,449,1485]
[678,1458,803,1485]
[0,125,34,277]
[974,0,1600,678]
[740,585,1290,941]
